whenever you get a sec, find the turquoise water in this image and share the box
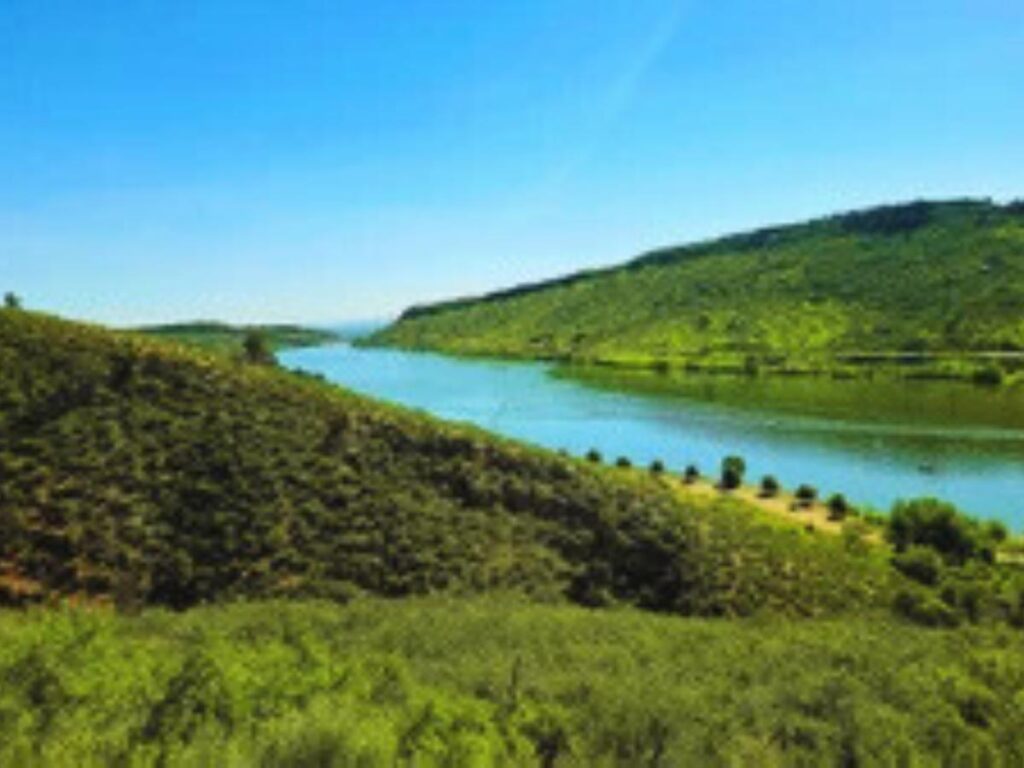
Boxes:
[281,344,1024,528]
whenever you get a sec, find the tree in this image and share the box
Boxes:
[682,464,700,484]
[827,494,849,521]
[794,485,817,508]
[615,456,632,469]
[649,459,665,475]
[887,498,990,565]
[585,449,603,464]
[243,330,275,365]
[759,475,780,498]
[720,455,746,490]
[3,292,21,310]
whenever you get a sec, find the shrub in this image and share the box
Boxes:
[983,521,1008,543]
[794,485,817,507]
[972,366,1003,386]
[615,456,632,469]
[3,292,21,310]
[585,449,603,464]
[649,459,665,475]
[893,587,960,627]
[841,519,872,556]
[682,465,700,484]
[827,494,849,521]
[759,475,780,498]
[243,331,276,365]
[892,546,944,586]
[887,498,990,565]
[720,456,746,490]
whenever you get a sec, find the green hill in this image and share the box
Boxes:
[5,308,1024,765]
[136,321,339,356]
[0,308,895,615]
[368,199,1024,379]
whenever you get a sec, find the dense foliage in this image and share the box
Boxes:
[369,200,1024,380]
[0,309,895,616]
[3,598,1024,766]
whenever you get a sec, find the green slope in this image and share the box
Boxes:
[0,308,895,615]
[369,199,1024,378]
[3,598,1024,766]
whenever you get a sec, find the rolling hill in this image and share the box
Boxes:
[0,308,894,615]
[368,199,1024,379]
[136,321,339,356]
[5,307,1024,765]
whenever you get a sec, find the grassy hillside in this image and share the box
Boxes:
[3,598,1024,766]
[369,199,1024,380]
[136,321,339,356]
[0,308,900,616]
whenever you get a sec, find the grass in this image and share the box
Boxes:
[367,199,1024,384]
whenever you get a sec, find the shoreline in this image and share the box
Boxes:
[357,338,1024,388]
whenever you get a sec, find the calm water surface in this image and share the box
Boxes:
[281,344,1024,528]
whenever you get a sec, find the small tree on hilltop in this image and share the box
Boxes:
[794,484,818,508]
[683,464,700,484]
[649,459,665,475]
[720,455,746,490]
[827,493,849,521]
[243,330,276,365]
[3,292,22,310]
[760,475,780,498]
[585,448,603,464]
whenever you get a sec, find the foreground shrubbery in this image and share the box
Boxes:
[2,598,1024,767]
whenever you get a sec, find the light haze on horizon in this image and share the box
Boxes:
[2,0,1022,326]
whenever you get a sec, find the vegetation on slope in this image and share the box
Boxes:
[369,199,1024,380]
[136,321,339,356]
[3,597,1024,766]
[0,308,898,616]
[4,308,1024,765]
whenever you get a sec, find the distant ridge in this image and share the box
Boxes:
[374,199,1024,379]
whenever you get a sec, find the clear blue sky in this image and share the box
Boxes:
[2,0,1022,325]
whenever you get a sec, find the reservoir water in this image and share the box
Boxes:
[281,344,1024,529]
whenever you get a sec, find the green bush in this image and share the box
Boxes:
[887,498,993,565]
[649,459,665,475]
[971,366,1003,386]
[720,456,746,490]
[682,464,700,484]
[827,494,849,521]
[759,475,780,498]
[585,448,603,463]
[893,587,961,627]
[795,485,818,507]
[892,546,944,586]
